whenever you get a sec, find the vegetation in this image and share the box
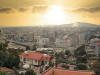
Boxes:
[65,50,70,55]
[76,63,87,70]
[0,71,7,75]
[43,45,48,48]
[93,62,100,75]
[20,69,36,75]
[0,43,20,69]
[33,44,37,51]
[25,69,36,75]
[77,56,87,64]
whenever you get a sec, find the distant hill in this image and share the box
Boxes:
[60,22,100,27]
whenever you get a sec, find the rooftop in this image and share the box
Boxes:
[0,67,14,73]
[20,51,51,61]
[41,68,94,75]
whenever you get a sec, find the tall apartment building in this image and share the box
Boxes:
[78,34,85,45]
[27,32,34,42]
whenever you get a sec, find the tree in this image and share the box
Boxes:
[93,62,100,75]
[49,61,54,67]
[25,69,36,75]
[45,66,49,70]
[59,51,65,58]
[76,63,87,70]
[0,71,7,75]
[43,45,48,48]
[33,45,36,51]
[49,70,59,75]
[77,56,87,64]
[65,50,70,55]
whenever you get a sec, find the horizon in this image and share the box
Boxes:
[0,22,100,27]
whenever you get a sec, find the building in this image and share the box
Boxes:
[95,43,100,56]
[41,68,94,75]
[69,36,78,46]
[78,34,85,45]
[27,32,34,42]
[19,51,51,72]
[90,38,100,46]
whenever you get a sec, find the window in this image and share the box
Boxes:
[45,61,47,64]
[35,60,37,63]
[24,58,26,62]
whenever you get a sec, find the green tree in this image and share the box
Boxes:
[49,61,54,67]
[65,50,70,55]
[33,45,36,51]
[0,71,7,75]
[93,62,100,75]
[77,56,87,64]
[76,63,87,70]
[43,45,48,48]
[25,69,36,75]
[45,66,49,70]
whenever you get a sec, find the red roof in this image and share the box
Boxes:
[42,68,94,75]
[0,67,14,73]
[96,43,100,45]
[20,52,51,61]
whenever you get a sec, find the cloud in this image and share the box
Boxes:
[32,5,49,14]
[63,7,100,13]
[18,7,30,12]
[0,7,15,13]
[0,6,100,14]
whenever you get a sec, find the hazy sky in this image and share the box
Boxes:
[0,0,100,26]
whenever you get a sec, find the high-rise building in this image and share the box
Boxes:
[27,32,34,42]
[78,34,85,45]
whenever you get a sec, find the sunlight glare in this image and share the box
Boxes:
[45,6,67,25]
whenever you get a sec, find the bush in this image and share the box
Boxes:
[0,71,7,75]
[76,63,87,70]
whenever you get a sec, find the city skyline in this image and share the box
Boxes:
[0,0,100,26]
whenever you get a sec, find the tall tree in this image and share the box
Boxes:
[65,50,70,55]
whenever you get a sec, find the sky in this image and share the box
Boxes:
[0,0,100,26]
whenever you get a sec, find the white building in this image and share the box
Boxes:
[95,43,100,56]
[19,51,51,72]
[69,36,78,46]
[39,38,50,44]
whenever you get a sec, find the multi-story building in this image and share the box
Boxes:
[78,34,85,45]
[95,43,100,56]
[19,51,51,71]
[27,32,34,42]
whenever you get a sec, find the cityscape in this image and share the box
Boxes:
[0,0,100,75]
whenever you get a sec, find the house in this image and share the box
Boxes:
[19,51,51,72]
[41,68,94,75]
[0,67,14,75]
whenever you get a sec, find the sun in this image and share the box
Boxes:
[45,6,66,25]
